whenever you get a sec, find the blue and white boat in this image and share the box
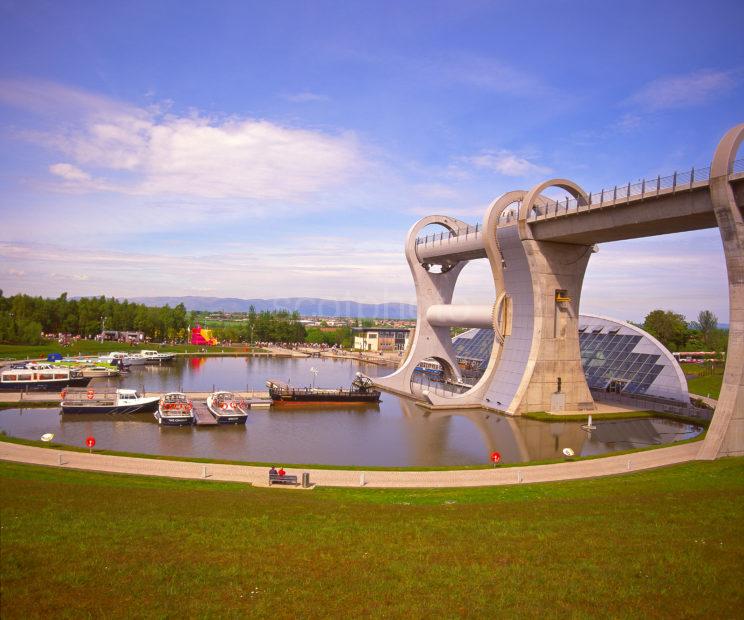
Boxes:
[155,392,195,426]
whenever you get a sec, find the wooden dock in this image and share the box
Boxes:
[192,402,218,425]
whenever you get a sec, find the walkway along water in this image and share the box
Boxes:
[0,439,701,488]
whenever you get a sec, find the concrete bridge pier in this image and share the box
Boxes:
[700,123,744,459]
[375,215,470,395]
[482,180,596,414]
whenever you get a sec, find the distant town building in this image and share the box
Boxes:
[353,327,411,352]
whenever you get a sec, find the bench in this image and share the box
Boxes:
[269,473,298,486]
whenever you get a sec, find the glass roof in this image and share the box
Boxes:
[452,323,669,397]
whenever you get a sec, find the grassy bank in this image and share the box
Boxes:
[523,410,656,422]
[682,361,724,399]
[0,340,267,361]
[1,458,742,618]
[523,410,710,428]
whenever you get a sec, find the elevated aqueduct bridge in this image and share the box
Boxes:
[375,123,744,460]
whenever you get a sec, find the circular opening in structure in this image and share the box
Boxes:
[415,222,462,273]
[409,356,468,399]
[498,200,521,224]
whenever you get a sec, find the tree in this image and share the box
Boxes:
[642,310,689,351]
[690,310,719,350]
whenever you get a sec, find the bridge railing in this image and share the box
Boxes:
[528,157,744,221]
[413,157,744,237]
[411,372,472,396]
[415,223,481,247]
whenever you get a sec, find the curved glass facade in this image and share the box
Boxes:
[452,313,689,403]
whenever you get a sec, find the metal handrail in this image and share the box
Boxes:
[415,223,481,246]
[526,157,744,222]
[413,156,744,242]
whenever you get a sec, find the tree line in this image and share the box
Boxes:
[0,291,188,344]
[200,307,306,344]
[641,309,727,353]
[0,290,729,353]
[0,293,309,346]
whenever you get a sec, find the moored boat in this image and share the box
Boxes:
[266,373,381,405]
[139,350,176,364]
[0,364,90,391]
[61,387,159,414]
[206,391,249,424]
[99,352,147,366]
[155,392,195,426]
[79,365,121,378]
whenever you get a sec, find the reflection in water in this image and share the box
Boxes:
[0,357,703,467]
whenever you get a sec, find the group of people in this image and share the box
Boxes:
[269,466,286,477]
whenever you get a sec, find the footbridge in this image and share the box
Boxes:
[375,123,744,459]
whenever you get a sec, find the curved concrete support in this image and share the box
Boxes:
[484,179,595,414]
[418,192,529,407]
[699,123,744,459]
[374,215,469,394]
[518,179,589,241]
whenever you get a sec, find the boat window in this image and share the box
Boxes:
[18,373,33,380]
[39,373,54,380]
[4,374,17,381]
[54,373,67,379]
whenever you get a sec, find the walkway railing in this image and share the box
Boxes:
[527,157,744,221]
[415,223,481,247]
[411,372,472,396]
[413,157,744,243]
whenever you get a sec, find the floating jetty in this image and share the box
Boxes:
[192,402,219,426]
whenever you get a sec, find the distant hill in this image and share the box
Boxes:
[123,296,417,319]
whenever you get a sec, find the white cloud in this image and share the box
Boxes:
[49,163,91,182]
[0,238,414,302]
[627,69,737,111]
[1,79,363,202]
[468,150,551,177]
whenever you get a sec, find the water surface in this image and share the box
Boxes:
[0,357,702,467]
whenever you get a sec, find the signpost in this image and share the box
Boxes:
[490,451,501,467]
[85,436,96,453]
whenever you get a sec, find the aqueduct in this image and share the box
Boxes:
[375,123,744,459]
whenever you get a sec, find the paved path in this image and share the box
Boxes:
[0,440,701,488]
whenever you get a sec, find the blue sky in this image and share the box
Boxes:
[0,0,742,321]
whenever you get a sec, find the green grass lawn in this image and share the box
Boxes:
[1,459,742,618]
[687,373,724,399]
[0,341,266,360]
[682,362,725,399]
